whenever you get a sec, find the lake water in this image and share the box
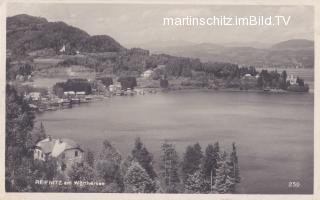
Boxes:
[36,90,314,194]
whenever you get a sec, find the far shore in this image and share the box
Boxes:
[159,87,313,94]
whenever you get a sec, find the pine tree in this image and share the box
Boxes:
[159,141,180,193]
[184,169,207,193]
[32,121,46,144]
[99,139,122,165]
[201,143,220,193]
[96,160,123,192]
[121,155,134,177]
[202,144,219,180]
[131,137,156,180]
[229,142,240,183]
[68,163,99,192]
[182,143,203,182]
[224,174,236,193]
[6,157,35,192]
[124,161,154,193]
[6,85,35,191]
[39,122,46,140]
[280,70,288,89]
[96,139,123,192]
[212,158,227,193]
[212,152,236,194]
[214,142,220,153]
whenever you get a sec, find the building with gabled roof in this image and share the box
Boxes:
[34,136,84,172]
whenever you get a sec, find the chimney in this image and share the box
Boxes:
[48,135,51,141]
[59,138,63,143]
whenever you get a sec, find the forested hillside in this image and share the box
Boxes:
[7,14,124,56]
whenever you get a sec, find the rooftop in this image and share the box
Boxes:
[35,137,83,157]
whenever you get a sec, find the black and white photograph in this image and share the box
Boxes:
[2,1,317,197]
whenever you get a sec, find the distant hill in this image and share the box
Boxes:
[127,39,196,49]
[271,39,314,50]
[222,41,271,49]
[144,39,314,68]
[6,14,314,69]
[7,14,124,56]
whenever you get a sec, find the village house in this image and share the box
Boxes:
[109,84,116,93]
[25,92,42,101]
[64,91,76,98]
[34,136,84,172]
[287,74,297,85]
[76,91,86,97]
[109,82,122,93]
[142,69,153,78]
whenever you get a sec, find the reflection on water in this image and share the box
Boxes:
[37,90,314,194]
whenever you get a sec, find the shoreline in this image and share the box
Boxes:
[163,86,312,94]
[36,87,314,115]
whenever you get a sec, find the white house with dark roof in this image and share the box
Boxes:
[287,74,298,85]
[142,69,153,78]
[34,136,84,171]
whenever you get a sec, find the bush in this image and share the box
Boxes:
[53,78,92,95]
[97,77,113,87]
[117,77,137,90]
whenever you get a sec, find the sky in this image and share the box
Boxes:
[7,3,314,47]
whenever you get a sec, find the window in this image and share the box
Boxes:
[75,151,78,157]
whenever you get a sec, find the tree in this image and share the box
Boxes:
[121,155,134,178]
[159,141,180,193]
[214,142,220,152]
[53,78,92,95]
[6,157,34,192]
[229,143,240,183]
[212,152,236,194]
[280,70,288,89]
[26,158,60,192]
[39,122,46,138]
[68,163,100,192]
[258,70,270,88]
[117,76,137,90]
[95,160,123,192]
[181,143,203,182]
[202,143,220,189]
[96,139,123,192]
[124,161,154,193]
[46,172,71,192]
[6,85,35,191]
[131,137,156,180]
[99,139,122,165]
[33,121,46,143]
[32,158,59,179]
[184,169,207,193]
[97,77,113,87]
